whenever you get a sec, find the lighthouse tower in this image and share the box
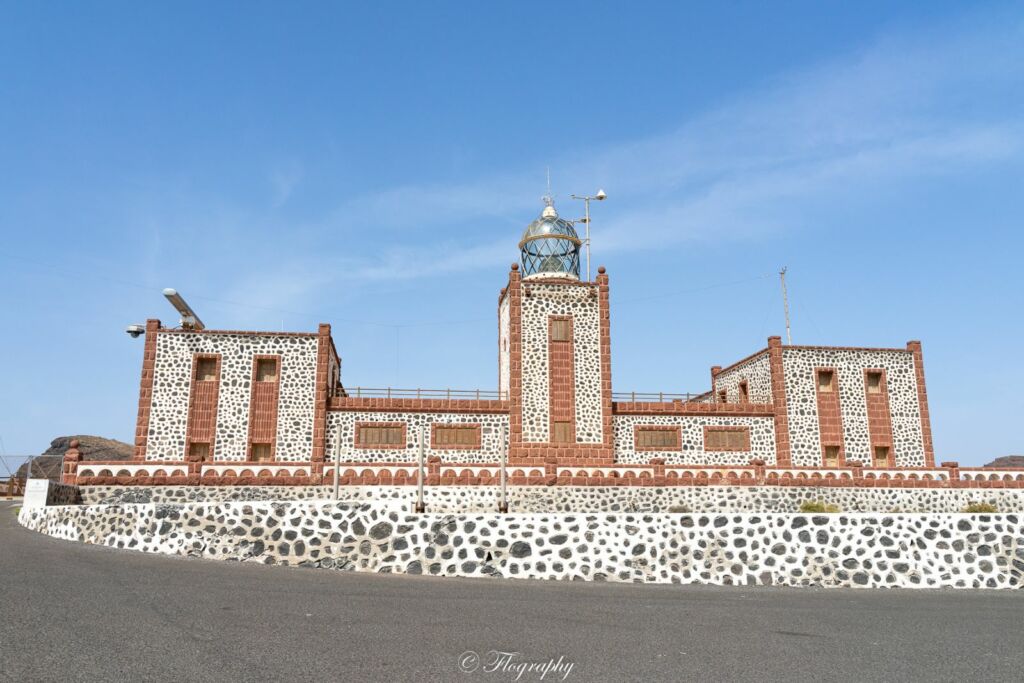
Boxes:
[498,198,614,467]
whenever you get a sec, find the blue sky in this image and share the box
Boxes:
[0,2,1021,464]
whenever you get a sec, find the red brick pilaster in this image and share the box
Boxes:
[62,440,81,486]
[710,365,722,396]
[548,315,576,443]
[907,341,936,467]
[864,368,895,467]
[246,354,281,460]
[133,319,161,460]
[507,265,525,459]
[184,354,221,464]
[596,266,615,458]
[814,366,845,465]
[767,336,792,467]
[311,323,332,471]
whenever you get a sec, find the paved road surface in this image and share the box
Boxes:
[2,503,1023,682]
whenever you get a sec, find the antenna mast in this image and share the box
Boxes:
[779,267,792,345]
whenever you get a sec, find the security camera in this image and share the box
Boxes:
[125,324,145,338]
[596,189,607,200]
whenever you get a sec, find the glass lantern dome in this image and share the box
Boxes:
[518,200,581,279]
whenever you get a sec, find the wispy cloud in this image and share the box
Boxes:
[309,13,1022,280]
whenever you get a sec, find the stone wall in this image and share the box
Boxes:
[19,502,1024,589]
[146,331,319,461]
[77,484,1024,514]
[612,414,777,466]
[713,350,772,404]
[326,411,509,464]
[519,282,603,444]
[781,348,924,467]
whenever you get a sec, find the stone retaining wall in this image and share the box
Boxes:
[18,503,1024,589]
[78,485,1024,514]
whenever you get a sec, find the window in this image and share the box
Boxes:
[195,358,217,381]
[704,427,750,451]
[823,445,840,466]
[550,318,570,342]
[738,381,750,404]
[636,427,679,449]
[189,442,210,461]
[718,390,727,403]
[551,421,573,443]
[866,371,883,394]
[817,369,835,393]
[434,425,480,448]
[358,424,405,447]
[251,443,273,462]
[256,358,278,382]
[873,446,890,467]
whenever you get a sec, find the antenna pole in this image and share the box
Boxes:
[779,267,792,345]
[584,197,591,281]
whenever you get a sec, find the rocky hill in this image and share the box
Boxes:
[19,435,133,481]
[984,455,1024,468]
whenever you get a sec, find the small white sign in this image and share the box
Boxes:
[24,479,50,509]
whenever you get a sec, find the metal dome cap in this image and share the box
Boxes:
[518,199,581,280]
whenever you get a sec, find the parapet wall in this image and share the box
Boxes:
[77,484,1024,514]
[19,502,1024,589]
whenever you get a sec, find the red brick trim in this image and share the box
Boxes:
[158,329,318,338]
[814,366,846,466]
[184,353,221,465]
[246,354,281,461]
[703,426,752,452]
[863,367,895,468]
[354,421,409,449]
[547,314,576,443]
[133,319,161,460]
[596,269,615,459]
[783,344,914,353]
[767,336,792,467]
[612,402,775,416]
[634,425,682,451]
[507,265,525,457]
[907,341,936,467]
[72,458,1024,489]
[713,348,770,378]
[430,423,483,450]
[311,323,331,466]
[738,380,750,404]
[328,397,510,413]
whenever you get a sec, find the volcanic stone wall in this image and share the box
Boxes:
[19,503,1024,588]
[713,351,773,404]
[146,332,319,462]
[326,411,510,464]
[782,348,924,467]
[612,415,777,466]
[77,484,1024,514]
[519,282,603,444]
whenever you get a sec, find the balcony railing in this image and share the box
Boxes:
[342,387,508,400]
[612,392,703,402]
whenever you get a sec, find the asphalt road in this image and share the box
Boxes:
[2,503,1023,683]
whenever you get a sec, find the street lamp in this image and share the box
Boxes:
[570,189,606,281]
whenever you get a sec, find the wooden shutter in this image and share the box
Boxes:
[256,358,278,382]
[196,358,218,381]
[552,421,572,443]
[550,319,570,342]
[251,443,272,462]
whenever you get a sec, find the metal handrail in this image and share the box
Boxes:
[612,392,701,402]
[344,387,509,400]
